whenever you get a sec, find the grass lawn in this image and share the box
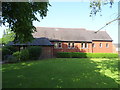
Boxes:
[2,58,120,88]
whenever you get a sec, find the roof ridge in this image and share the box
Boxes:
[33,27,112,41]
[36,27,86,30]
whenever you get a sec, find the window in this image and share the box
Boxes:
[85,43,88,48]
[72,43,74,48]
[68,42,74,49]
[81,43,84,48]
[92,43,95,48]
[58,42,62,48]
[54,42,58,48]
[54,42,62,48]
[100,43,102,48]
[68,42,71,48]
[106,43,109,48]
[81,43,88,48]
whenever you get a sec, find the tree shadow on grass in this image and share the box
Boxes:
[91,58,120,85]
[2,58,119,88]
[46,58,119,88]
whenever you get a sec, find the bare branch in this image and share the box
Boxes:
[94,17,120,33]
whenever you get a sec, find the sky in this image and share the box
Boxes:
[0,1,119,43]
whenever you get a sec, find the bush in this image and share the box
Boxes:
[20,49,29,61]
[12,51,21,61]
[2,47,11,60]
[57,52,87,58]
[7,55,18,63]
[86,53,118,58]
[2,46,18,61]
[12,49,29,61]
[56,52,118,58]
[27,46,42,60]
[57,52,71,58]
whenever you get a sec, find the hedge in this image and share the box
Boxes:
[56,52,118,58]
[27,46,42,60]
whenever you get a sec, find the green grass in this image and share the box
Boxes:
[2,58,120,88]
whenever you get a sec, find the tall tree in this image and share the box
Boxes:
[2,1,50,43]
[1,0,117,43]
[0,29,15,45]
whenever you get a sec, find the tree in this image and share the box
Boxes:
[2,1,50,43]
[89,0,114,17]
[1,0,117,43]
[89,0,120,32]
[0,29,15,45]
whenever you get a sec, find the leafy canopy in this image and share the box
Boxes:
[2,2,50,43]
[1,0,115,43]
[89,0,114,17]
[0,29,15,44]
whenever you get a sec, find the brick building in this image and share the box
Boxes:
[9,27,116,58]
[33,27,114,54]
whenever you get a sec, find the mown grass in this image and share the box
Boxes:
[2,58,120,88]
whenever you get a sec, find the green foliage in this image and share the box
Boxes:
[2,47,11,61]
[7,55,18,63]
[57,52,118,58]
[57,52,87,58]
[12,49,29,61]
[72,52,87,58]
[2,45,18,60]
[86,53,118,58]
[1,1,114,43]
[9,46,42,62]
[89,0,114,17]
[1,29,15,44]
[12,51,21,61]
[20,49,29,61]
[2,2,50,43]
[27,46,42,60]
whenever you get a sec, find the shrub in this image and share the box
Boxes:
[20,49,29,61]
[2,46,18,61]
[2,47,11,60]
[12,51,21,61]
[12,49,29,61]
[56,52,118,58]
[27,46,42,60]
[7,55,18,63]
[57,52,87,58]
[72,52,87,58]
[57,52,71,58]
[86,53,118,58]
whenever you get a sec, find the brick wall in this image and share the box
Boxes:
[52,42,92,54]
[52,41,113,54]
[40,46,54,58]
[92,41,113,53]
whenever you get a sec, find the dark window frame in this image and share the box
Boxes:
[68,42,75,49]
[92,43,95,48]
[58,42,62,48]
[100,43,102,48]
[106,43,109,48]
